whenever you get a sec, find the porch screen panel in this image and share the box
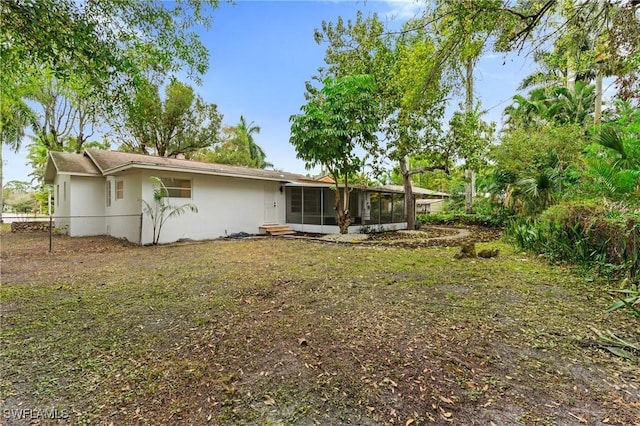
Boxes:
[392,193,405,222]
[286,187,302,223]
[349,190,361,224]
[380,193,393,224]
[369,192,380,225]
[302,187,322,224]
[322,188,336,225]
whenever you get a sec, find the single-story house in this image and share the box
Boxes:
[416,199,446,214]
[44,149,448,244]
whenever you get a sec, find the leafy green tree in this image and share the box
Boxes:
[493,124,587,214]
[504,82,595,130]
[117,78,221,157]
[386,21,451,228]
[194,116,271,169]
[431,0,503,214]
[142,177,198,245]
[0,86,39,220]
[1,0,219,101]
[583,100,640,200]
[290,75,379,234]
[2,180,35,214]
[315,12,453,230]
[546,82,595,126]
[238,116,271,169]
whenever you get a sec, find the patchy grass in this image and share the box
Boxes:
[1,230,639,425]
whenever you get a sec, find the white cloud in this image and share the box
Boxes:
[379,0,427,20]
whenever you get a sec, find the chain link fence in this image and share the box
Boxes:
[4,214,143,252]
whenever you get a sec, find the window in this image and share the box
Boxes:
[63,181,67,201]
[56,184,59,206]
[159,177,192,198]
[106,181,112,207]
[115,180,124,199]
[392,193,405,223]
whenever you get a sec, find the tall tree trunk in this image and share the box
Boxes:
[400,156,415,230]
[566,54,577,93]
[465,168,473,214]
[594,65,603,126]
[464,58,475,214]
[333,169,351,234]
[0,145,3,223]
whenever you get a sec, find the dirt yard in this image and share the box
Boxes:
[1,227,639,425]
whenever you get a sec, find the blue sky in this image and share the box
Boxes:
[4,0,538,183]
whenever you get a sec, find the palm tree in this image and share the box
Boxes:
[142,177,198,245]
[545,81,595,126]
[1,92,39,220]
[237,116,272,169]
[503,88,550,129]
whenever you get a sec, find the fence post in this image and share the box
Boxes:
[48,215,53,253]
[139,213,143,245]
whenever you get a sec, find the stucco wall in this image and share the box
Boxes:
[53,174,70,233]
[105,172,143,243]
[139,171,286,245]
[68,176,106,236]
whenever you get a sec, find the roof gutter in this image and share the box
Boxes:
[102,162,294,183]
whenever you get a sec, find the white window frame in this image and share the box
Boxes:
[159,177,192,199]
[106,181,112,207]
[115,180,124,200]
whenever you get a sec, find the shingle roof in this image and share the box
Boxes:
[44,149,449,197]
[83,149,308,182]
[380,185,449,197]
[44,151,102,183]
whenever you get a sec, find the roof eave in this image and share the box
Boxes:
[103,163,294,183]
[43,154,59,184]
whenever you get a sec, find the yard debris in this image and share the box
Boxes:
[227,231,253,239]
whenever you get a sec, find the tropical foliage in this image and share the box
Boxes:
[195,116,272,168]
[142,177,199,245]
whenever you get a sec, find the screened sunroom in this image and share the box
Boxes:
[284,184,407,234]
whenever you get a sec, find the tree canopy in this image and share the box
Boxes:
[1,0,218,101]
[115,79,222,158]
[290,74,379,233]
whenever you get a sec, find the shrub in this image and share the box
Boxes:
[418,212,506,228]
[503,200,640,280]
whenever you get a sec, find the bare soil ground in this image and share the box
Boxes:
[1,227,639,425]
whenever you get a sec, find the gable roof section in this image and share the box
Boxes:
[44,151,102,183]
[84,149,308,183]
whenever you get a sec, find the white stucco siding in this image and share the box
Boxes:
[139,171,286,244]
[105,172,143,243]
[68,176,106,236]
[53,174,71,233]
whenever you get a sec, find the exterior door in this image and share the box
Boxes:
[264,184,278,224]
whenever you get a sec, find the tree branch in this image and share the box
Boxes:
[407,165,447,177]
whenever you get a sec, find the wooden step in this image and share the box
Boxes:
[259,224,295,236]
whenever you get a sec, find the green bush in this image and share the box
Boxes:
[503,200,640,280]
[418,212,505,228]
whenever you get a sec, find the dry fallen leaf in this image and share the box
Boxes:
[439,395,454,404]
[264,396,275,406]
